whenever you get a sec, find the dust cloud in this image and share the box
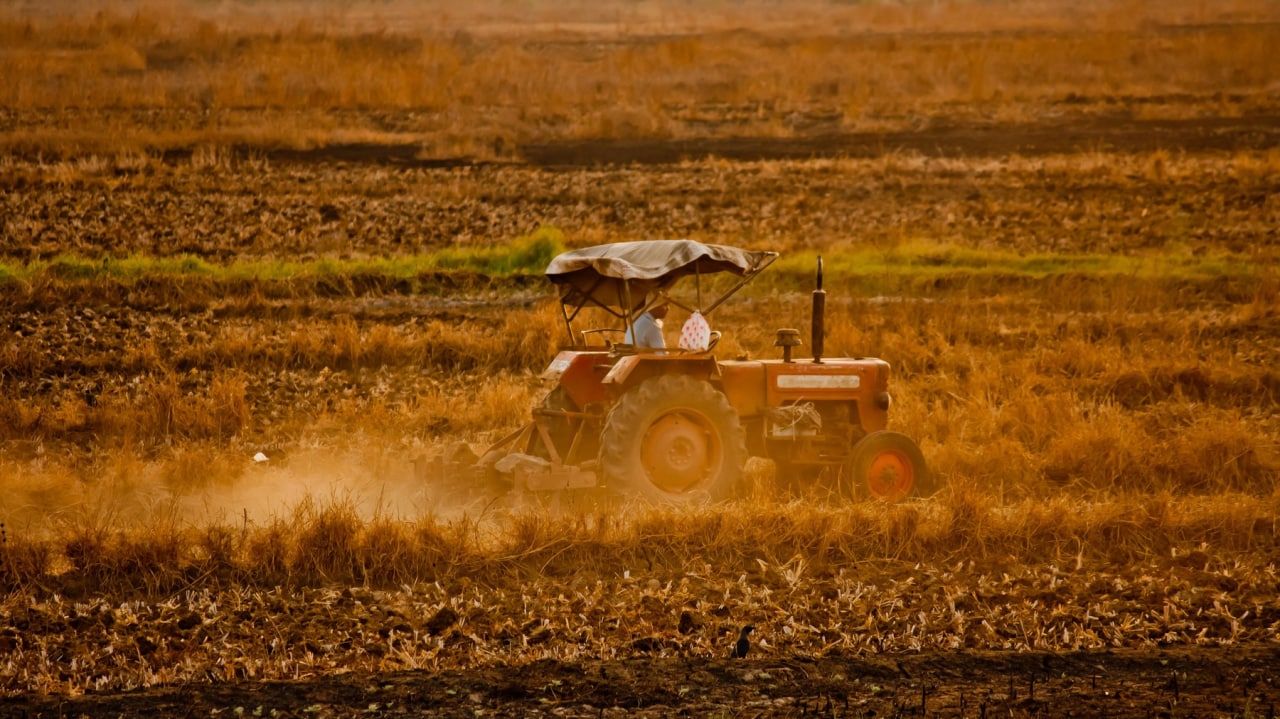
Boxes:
[172,448,437,524]
[0,444,481,538]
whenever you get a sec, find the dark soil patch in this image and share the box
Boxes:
[140,115,1280,168]
[6,644,1277,718]
[518,115,1280,167]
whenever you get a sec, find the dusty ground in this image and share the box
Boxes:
[6,645,1278,718]
[2,5,1278,714]
[3,144,1278,714]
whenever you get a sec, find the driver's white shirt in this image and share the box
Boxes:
[625,312,665,349]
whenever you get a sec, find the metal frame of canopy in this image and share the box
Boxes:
[547,242,778,348]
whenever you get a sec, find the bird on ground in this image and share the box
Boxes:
[678,610,699,635]
[730,625,754,658]
[425,606,459,636]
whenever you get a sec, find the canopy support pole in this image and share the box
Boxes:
[567,276,606,322]
[560,302,575,345]
[695,264,703,311]
[703,254,779,316]
[651,291,696,314]
[622,280,635,344]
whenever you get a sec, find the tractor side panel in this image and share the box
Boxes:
[765,361,865,404]
[544,351,612,408]
[856,402,889,433]
[763,359,890,431]
[601,354,719,393]
[857,360,891,432]
[716,360,767,418]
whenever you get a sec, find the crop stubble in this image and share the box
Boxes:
[1,150,1276,710]
[1,2,1278,714]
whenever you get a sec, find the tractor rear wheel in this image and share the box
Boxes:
[845,431,933,502]
[600,374,747,504]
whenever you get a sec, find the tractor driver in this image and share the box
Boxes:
[625,300,669,349]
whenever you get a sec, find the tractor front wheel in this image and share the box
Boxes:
[846,431,933,502]
[600,375,747,504]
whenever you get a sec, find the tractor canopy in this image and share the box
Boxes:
[546,240,776,315]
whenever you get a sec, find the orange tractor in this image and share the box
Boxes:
[425,240,933,504]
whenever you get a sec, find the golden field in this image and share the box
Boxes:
[0,1,1278,715]
[2,0,1278,159]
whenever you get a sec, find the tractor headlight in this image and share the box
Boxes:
[875,391,892,411]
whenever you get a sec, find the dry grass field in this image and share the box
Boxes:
[1,1,1278,716]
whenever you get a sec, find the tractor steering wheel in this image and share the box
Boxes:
[677,330,721,354]
[706,330,722,352]
[580,328,624,348]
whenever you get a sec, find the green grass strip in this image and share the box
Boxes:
[0,233,1262,288]
[0,227,567,284]
[774,241,1258,283]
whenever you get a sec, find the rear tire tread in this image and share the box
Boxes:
[600,374,747,504]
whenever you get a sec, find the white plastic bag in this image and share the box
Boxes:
[678,311,712,351]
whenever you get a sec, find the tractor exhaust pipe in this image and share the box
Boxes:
[812,256,825,364]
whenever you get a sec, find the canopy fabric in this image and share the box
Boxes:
[546,240,773,311]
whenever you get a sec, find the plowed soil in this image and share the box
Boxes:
[518,114,1280,166]
[120,113,1280,167]
[7,645,1278,718]
[3,11,1278,715]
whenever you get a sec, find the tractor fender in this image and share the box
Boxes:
[602,354,720,391]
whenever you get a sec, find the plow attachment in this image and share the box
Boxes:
[413,422,601,504]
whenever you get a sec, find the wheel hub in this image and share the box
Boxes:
[866,449,915,501]
[640,410,721,494]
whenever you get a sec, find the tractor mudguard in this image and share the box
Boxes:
[602,353,720,390]
[542,350,612,408]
